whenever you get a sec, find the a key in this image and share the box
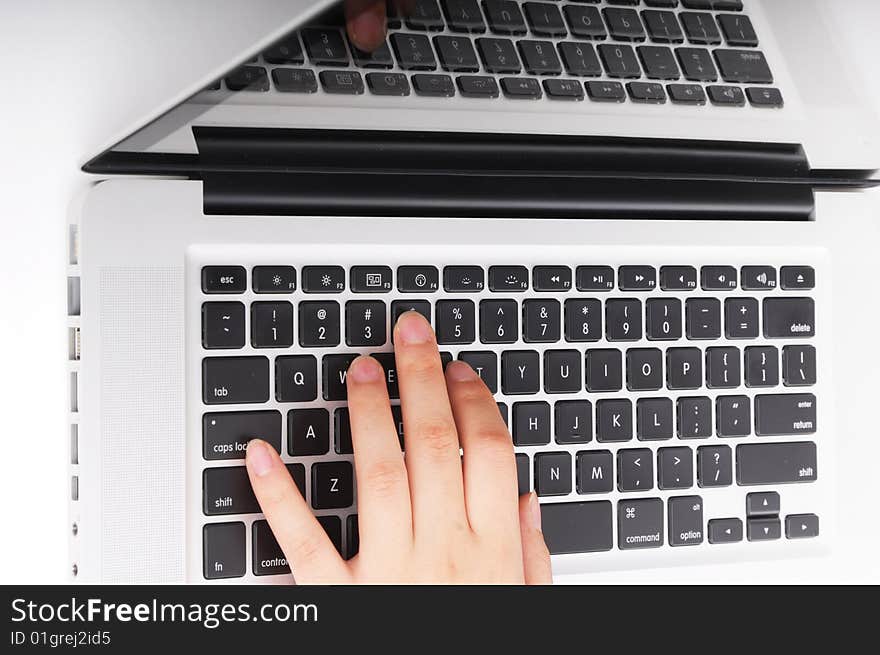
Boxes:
[641,10,684,43]
[716,395,750,437]
[524,2,567,37]
[747,86,784,108]
[299,301,341,347]
[312,461,354,510]
[345,515,359,560]
[498,402,509,427]
[603,7,646,41]
[658,447,694,489]
[350,40,395,69]
[667,83,707,104]
[516,453,530,494]
[701,265,737,291]
[544,350,582,394]
[563,6,606,40]
[618,448,653,491]
[203,522,246,579]
[780,266,814,290]
[397,268,437,295]
[391,300,432,332]
[638,45,680,79]
[667,347,702,389]
[619,265,657,291]
[444,265,485,291]
[322,354,358,401]
[747,517,781,541]
[301,28,349,66]
[618,498,664,549]
[436,300,476,344]
[317,516,343,556]
[714,49,773,83]
[783,345,816,387]
[253,266,297,293]
[697,444,733,487]
[203,356,269,405]
[203,410,281,460]
[717,13,758,47]
[272,68,318,93]
[636,398,673,441]
[477,37,522,73]
[744,345,779,387]
[483,0,527,35]
[626,348,663,391]
[576,450,613,494]
[541,501,613,554]
[606,299,642,341]
[334,408,353,454]
[555,400,592,443]
[203,466,259,515]
[407,0,445,30]
[501,77,543,98]
[377,354,402,401]
[302,266,345,293]
[660,265,697,291]
[513,401,551,445]
[736,441,817,485]
[288,408,330,456]
[367,71,411,95]
[564,299,602,342]
[252,520,290,576]
[203,302,246,349]
[413,73,456,97]
[390,405,405,445]
[740,266,776,291]
[597,399,633,442]
[686,297,721,339]
[676,47,718,81]
[708,517,743,544]
[576,266,615,291]
[458,351,498,392]
[677,396,712,439]
[668,495,704,546]
[319,70,365,95]
[533,266,572,291]
[746,491,780,517]
[646,298,682,340]
[523,299,561,342]
[628,81,667,102]
[519,40,563,75]
[558,42,602,76]
[263,36,305,64]
[434,35,480,72]
[225,66,270,91]
[680,11,721,44]
[706,346,741,388]
[534,451,572,496]
[275,355,318,402]
[251,302,294,348]
[345,301,386,347]
[350,266,392,293]
[725,298,759,339]
[785,514,819,539]
[489,265,529,292]
[755,393,816,436]
[586,348,622,392]
[708,84,745,106]
[598,44,642,78]
[763,297,815,339]
[202,266,246,294]
[479,299,518,344]
[391,33,438,70]
[457,75,501,97]
[442,0,486,32]
[502,351,541,394]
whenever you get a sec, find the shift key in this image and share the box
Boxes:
[756,393,816,436]
[736,441,817,485]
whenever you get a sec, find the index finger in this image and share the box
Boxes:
[345,0,387,52]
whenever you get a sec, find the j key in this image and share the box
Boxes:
[597,399,633,442]
[398,266,439,293]
[706,346,741,388]
[618,498,664,549]
[763,298,815,339]
[746,491,780,517]
[660,265,697,291]
[646,298,682,340]
[302,28,349,66]
[312,461,354,510]
[524,300,561,342]
[302,266,345,293]
[587,80,626,101]
[555,400,592,443]
[345,301,386,347]
[685,298,721,339]
[252,520,290,576]
[638,46,680,79]
[345,516,359,560]
[708,517,742,543]
[676,47,718,81]
[564,299,601,342]
[680,12,721,45]
[708,84,745,106]
[251,302,294,349]
[677,396,712,439]
[519,40,563,75]
[577,450,612,493]
[288,408,330,456]
[747,87,784,108]
[299,301,341,347]
[501,77,542,98]
[458,75,501,97]
[253,266,297,293]
[523,2,568,37]
[636,397,673,441]
[737,441,817,485]
[598,44,642,78]
[478,38,522,73]
[745,345,779,387]
[202,265,246,294]
[334,408,353,454]
[390,33,437,70]
[367,72,411,96]
[512,401,551,445]
[716,395,750,437]
[576,265,614,291]
[626,348,663,391]
[541,501,613,554]
[618,448,653,491]
[668,495,704,546]
[724,298,758,339]
[658,447,693,490]
[619,265,656,291]
[602,8,646,41]
[628,82,667,103]
[203,356,269,405]
[441,0,486,32]
[701,265,737,290]
[203,522,246,579]
[263,37,304,64]
[747,517,781,541]
[459,351,498,392]
[351,41,395,68]
[544,350,582,394]
[605,299,642,341]
[323,354,358,401]
[391,300,432,332]
[203,302,245,349]
[563,6,606,40]
[489,265,529,292]
[203,410,281,460]
[641,10,684,43]
[444,265,484,291]
[483,0,527,35]
[373,353,400,399]
[697,444,733,487]
[503,351,541,395]
[516,453,530,494]
[558,42,602,76]
[275,355,318,402]
[434,35,480,72]
[436,300,476,344]
[534,452,572,496]
[203,466,259,515]
[413,74,456,96]
[667,347,702,389]
[225,66,269,91]
[785,514,820,539]
[533,266,572,291]
[407,0,445,30]
[783,345,816,387]
[586,349,622,392]
[714,49,773,83]
[780,265,814,290]
[667,83,707,104]
[351,266,392,293]
[741,265,777,291]
[480,299,518,344]
[755,393,816,436]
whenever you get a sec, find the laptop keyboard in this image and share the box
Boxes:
[196,257,821,579]
[207,0,782,107]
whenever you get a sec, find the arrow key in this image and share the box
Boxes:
[747,516,781,541]
[708,518,743,544]
[785,513,819,539]
[746,491,780,517]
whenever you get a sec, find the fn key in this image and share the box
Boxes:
[540,501,613,554]
[203,522,245,579]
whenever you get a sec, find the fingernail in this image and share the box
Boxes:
[446,360,476,382]
[528,492,543,531]
[348,355,384,383]
[396,310,433,345]
[246,439,275,477]
[349,11,384,51]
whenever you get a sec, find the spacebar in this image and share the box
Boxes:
[736,441,817,486]
[540,501,613,554]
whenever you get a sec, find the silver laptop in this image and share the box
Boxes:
[68,0,879,582]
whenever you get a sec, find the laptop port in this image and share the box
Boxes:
[67,277,81,316]
[71,475,79,501]
[70,424,78,465]
[68,327,80,360]
[70,372,78,413]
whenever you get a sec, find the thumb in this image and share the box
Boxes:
[518,492,552,585]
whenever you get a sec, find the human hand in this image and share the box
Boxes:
[345,0,389,52]
[245,310,552,584]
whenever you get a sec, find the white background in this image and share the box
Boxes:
[0,1,878,584]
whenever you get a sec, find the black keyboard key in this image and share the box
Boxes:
[780,266,815,290]
[783,345,816,387]
[708,517,742,543]
[483,0,527,35]
[444,265,485,291]
[498,401,509,426]
[667,347,702,389]
[658,446,693,489]
[618,448,652,491]
[736,441,817,485]
[685,297,721,339]
[489,265,529,291]
[558,42,602,76]
[645,0,680,6]
[203,410,281,460]
[480,299,518,344]
[345,515,359,559]
[706,346,741,388]
[367,72,411,96]
[345,301,386,347]
[458,75,501,97]
[299,301,341,347]
[598,44,641,78]
[747,517,781,541]
[391,33,437,70]
[518,40,563,75]
[677,396,712,439]
[701,265,737,290]
[275,355,318,402]
[288,408,330,456]
[638,45,680,79]
[544,350,582,393]
[350,40,395,68]
[785,514,819,539]
[636,397,673,440]
[533,266,572,291]
[746,490,780,517]
[458,351,498,392]
[253,266,297,293]
[605,298,642,341]
[763,297,815,338]
[202,266,246,294]
[317,516,343,556]
[322,353,358,401]
[668,495,703,545]
[535,451,572,496]
[434,35,481,72]
[697,444,733,487]
[555,400,592,443]
[676,47,717,81]
[412,72,457,96]
[740,265,777,291]
[503,350,541,395]
[586,348,622,392]
[203,466,259,515]
[524,299,561,342]
[272,68,318,93]
[628,81,667,102]
[312,461,354,509]
[442,0,487,32]
[716,395,750,437]
[680,11,721,44]
[302,28,349,66]
[225,66,269,91]
[602,7,646,41]
[373,352,400,399]
[641,9,684,43]
[398,266,439,292]
[667,82,707,104]
[436,300,476,344]
[626,348,663,391]
[251,301,294,348]
[303,265,345,293]
[714,49,772,83]
[744,345,779,387]
[718,13,757,46]
[501,77,543,98]
[252,520,289,576]
[264,36,305,64]
[203,356,269,405]
[708,84,745,106]
[619,265,657,291]
[407,0,446,30]
[577,450,612,493]
[541,500,613,554]
[597,398,633,442]
[524,2,568,37]
[563,6,607,40]
[586,80,626,101]
[618,498,663,549]
[564,299,602,342]
[320,70,364,94]
[516,453,530,494]
[351,266,392,293]
[755,393,816,436]
[747,86,784,107]
[645,298,682,340]
[724,298,759,339]
[391,300,432,332]
[386,0,403,28]
[203,302,245,349]
[334,407,352,454]
[513,401,551,445]
[714,0,744,9]
[576,265,614,291]
[203,522,245,579]
[660,265,697,291]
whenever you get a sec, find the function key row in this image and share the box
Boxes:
[201,264,816,294]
